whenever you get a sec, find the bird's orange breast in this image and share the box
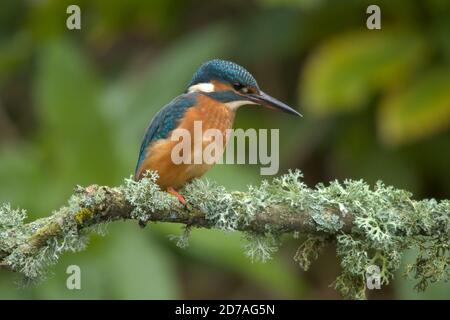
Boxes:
[136,95,235,189]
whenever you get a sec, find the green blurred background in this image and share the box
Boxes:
[0,0,449,299]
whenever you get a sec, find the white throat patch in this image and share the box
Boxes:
[225,100,257,110]
[188,82,215,93]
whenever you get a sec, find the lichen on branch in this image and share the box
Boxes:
[0,170,449,299]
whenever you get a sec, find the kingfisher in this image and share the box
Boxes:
[134,59,301,204]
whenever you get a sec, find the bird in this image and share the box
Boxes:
[134,59,301,204]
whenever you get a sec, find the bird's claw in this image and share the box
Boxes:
[167,187,187,206]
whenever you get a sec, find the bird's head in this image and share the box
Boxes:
[187,59,301,116]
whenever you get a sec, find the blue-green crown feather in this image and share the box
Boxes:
[187,59,259,89]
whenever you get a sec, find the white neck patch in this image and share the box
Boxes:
[188,82,215,93]
[187,82,256,110]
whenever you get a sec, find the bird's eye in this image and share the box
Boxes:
[233,82,243,91]
[233,82,248,93]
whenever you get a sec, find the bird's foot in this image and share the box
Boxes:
[167,187,187,205]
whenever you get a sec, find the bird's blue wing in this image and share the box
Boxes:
[135,93,198,175]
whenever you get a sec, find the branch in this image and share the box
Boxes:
[0,170,449,299]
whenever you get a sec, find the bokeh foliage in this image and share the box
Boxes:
[0,0,449,299]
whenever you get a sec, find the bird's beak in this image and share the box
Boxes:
[246,91,302,117]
